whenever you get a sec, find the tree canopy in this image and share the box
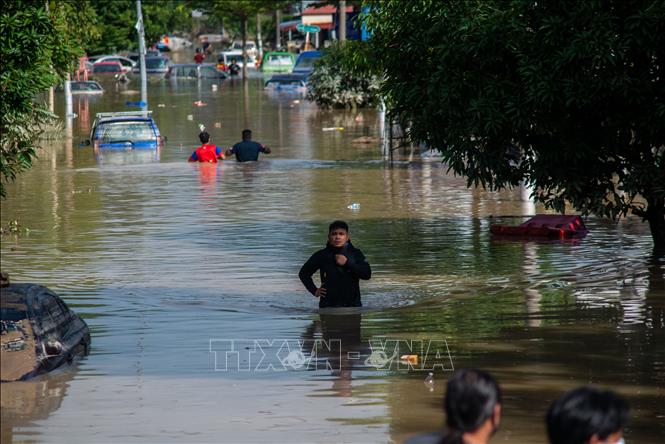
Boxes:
[365,0,665,251]
[85,0,193,54]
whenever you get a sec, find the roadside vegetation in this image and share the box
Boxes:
[306,41,379,109]
[0,1,93,197]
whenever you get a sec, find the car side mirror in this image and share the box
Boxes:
[80,139,91,146]
[45,340,63,356]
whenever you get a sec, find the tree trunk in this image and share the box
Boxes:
[647,196,665,255]
[275,9,281,50]
[241,16,248,81]
[256,13,263,59]
[339,0,346,42]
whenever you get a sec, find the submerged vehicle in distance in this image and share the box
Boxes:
[1,282,91,382]
[292,50,322,79]
[261,52,296,73]
[166,63,227,80]
[264,74,307,92]
[83,111,165,150]
[90,62,130,83]
[490,214,588,239]
[69,81,104,94]
[132,56,171,78]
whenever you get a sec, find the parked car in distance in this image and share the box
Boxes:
[264,74,307,92]
[293,50,322,78]
[90,62,129,82]
[166,63,227,80]
[230,40,258,57]
[1,283,91,382]
[132,56,171,78]
[127,49,163,64]
[261,52,296,73]
[88,55,135,73]
[84,111,165,150]
[218,51,256,70]
[70,80,104,94]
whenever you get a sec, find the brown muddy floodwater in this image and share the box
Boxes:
[1,68,664,443]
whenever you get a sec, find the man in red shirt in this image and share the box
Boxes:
[188,132,224,162]
[194,48,205,64]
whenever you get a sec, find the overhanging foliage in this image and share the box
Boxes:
[365,0,665,250]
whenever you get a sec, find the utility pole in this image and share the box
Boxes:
[339,0,346,42]
[136,0,148,111]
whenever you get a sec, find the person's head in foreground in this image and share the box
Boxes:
[440,369,502,444]
[546,386,629,444]
[328,220,349,248]
[199,131,210,144]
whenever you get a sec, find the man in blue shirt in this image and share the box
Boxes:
[225,129,272,162]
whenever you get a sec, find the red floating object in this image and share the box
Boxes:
[490,215,588,239]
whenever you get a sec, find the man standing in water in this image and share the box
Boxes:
[188,131,224,162]
[299,221,371,308]
[225,129,271,162]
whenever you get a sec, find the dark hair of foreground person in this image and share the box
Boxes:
[439,369,502,444]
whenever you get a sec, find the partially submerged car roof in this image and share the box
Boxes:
[95,110,154,123]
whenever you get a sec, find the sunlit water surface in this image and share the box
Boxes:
[1,67,663,443]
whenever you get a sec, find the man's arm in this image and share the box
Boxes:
[299,252,322,296]
[215,146,225,160]
[260,144,271,154]
[225,145,235,157]
[344,250,371,280]
[188,151,197,162]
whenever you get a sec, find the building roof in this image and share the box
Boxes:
[302,5,353,15]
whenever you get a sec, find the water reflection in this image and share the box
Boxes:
[94,147,161,165]
[302,312,368,397]
[1,370,74,443]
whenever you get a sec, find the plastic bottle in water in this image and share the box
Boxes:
[347,203,360,210]
[424,372,435,391]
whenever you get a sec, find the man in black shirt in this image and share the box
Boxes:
[299,221,371,308]
[225,129,271,162]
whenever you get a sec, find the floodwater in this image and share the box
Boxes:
[1,65,664,443]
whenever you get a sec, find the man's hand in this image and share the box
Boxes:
[314,287,326,298]
[335,254,348,266]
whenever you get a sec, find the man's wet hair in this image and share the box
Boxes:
[440,369,502,444]
[199,131,210,144]
[329,220,349,233]
[546,387,629,444]
[242,129,252,140]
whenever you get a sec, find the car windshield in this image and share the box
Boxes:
[267,79,303,87]
[295,57,319,69]
[72,82,102,91]
[267,55,293,65]
[97,121,155,143]
[146,58,167,69]
[93,64,121,73]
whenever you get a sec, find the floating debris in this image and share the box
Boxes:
[400,354,419,365]
[0,220,29,236]
[352,136,381,144]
